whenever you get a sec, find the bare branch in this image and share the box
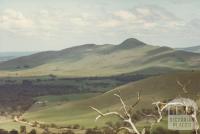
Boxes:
[114,94,129,116]
[119,127,133,133]
[90,92,141,134]
[141,112,157,134]
[152,101,166,122]
[142,113,157,121]
[132,92,141,108]
[90,106,125,121]
[141,128,146,134]
[176,79,191,93]
[124,118,140,134]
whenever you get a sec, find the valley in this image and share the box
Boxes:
[0,38,199,134]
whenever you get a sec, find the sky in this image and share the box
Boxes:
[0,0,200,52]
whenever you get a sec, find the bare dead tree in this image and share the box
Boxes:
[90,92,145,134]
[91,79,199,134]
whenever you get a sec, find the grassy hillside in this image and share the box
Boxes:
[0,38,199,77]
[23,71,200,128]
[0,93,99,133]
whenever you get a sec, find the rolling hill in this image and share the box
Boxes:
[23,71,200,127]
[177,45,200,53]
[0,52,36,63]
[0,38,199,77]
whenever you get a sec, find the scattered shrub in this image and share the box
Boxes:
[9,130,18,134]
[20,126,26,134]
[50,123,58,128]
[0,129,8,134]
[62,130,75,134]
[72,124,80,129]
[28,129,36,134]
[85,128,103,134]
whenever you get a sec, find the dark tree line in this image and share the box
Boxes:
[0,73,153,113]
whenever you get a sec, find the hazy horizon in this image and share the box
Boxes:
[0,38,199,53]
[0,0,200,52]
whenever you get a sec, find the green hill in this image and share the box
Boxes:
[23,71,200,127]
[0,38,199,77]
[177,45,200,53]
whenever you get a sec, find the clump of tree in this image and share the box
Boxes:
[0,129,18,134]
[72,124,81,129]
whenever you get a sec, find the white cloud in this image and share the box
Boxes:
[0,9,34,32]
[180,18,200,36]
[69,17,89,26]
[0,9,69,39]
[113,10,136,20]
[0,6,183,39]
[0,5,199,50]
[89,5,184,34]
[135,8,152,17]
[111,6,182,30]
[98,19,121,28]
[0,9,100,39]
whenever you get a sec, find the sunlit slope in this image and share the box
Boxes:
[23,71,200,127]
[0,38,200,77]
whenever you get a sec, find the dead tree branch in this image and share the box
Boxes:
[90,91,141,134]
[176,79,191,93]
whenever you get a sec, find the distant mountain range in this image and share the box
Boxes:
[0,52,36,63]
[177,45,200,53]
[0,38,199,77]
